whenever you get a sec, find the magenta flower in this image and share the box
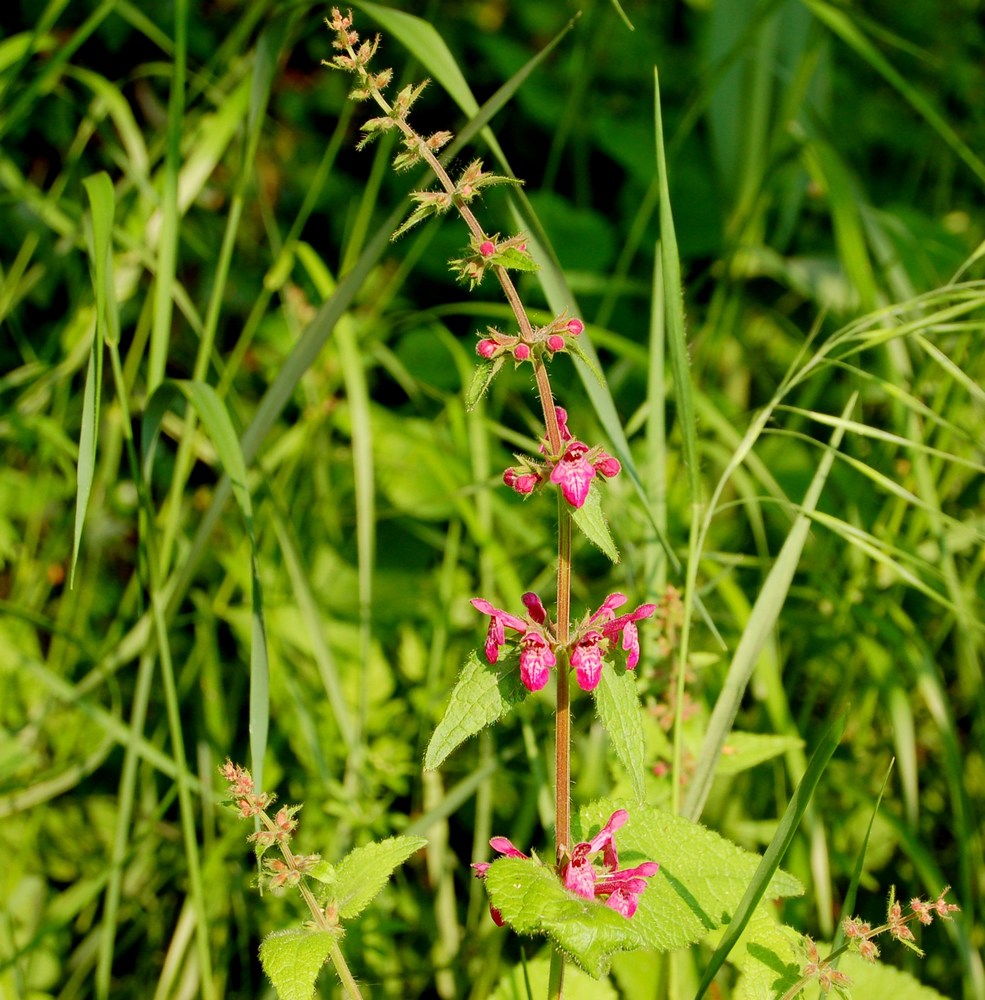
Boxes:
[479,240,496,257]
[519,632,556,691]
[600,601,657,670]
[548,439,621,508]
[570,630,605,690]
[476,338,499,358]
[471,836,529,926]
[503,467,542,495]
[566,318,584,336]
[471,593,557,691]
[470,598,527,664]
[562,809,659,917]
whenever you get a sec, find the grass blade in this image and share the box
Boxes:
[693,710,845,999]
[683,394,857,821]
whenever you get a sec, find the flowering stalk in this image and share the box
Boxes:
[220,761,365,1000]
[779,886,960,1000]
[327,11,659,993]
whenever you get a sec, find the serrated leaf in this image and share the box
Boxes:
[425,648,527,770]
[485,857,644,978]
[465,357,504,411]
[571,482,620,562]
[577,800,803,954]
[493,246,539,273]
[391,201,439,240]
[714,904,802,1000]
[320,835,426,920]
[594,663,645,802]
[258,928,336,1000]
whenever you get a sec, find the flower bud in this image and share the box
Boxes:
[476,339,498,358]
[547,334,565,352]
[479,240,496,257]
[513,343,530,360]
[566,318,584,335]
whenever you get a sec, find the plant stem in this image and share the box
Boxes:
[329,938,365,1000]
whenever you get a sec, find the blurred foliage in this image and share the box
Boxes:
[1,0,983,997]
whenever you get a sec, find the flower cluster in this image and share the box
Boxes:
[502,405,621,509]
[471,591,656,692]
[476,313,584,363]
[219,760,321,893]
[787,886,962,1000]
[472,809,659,923]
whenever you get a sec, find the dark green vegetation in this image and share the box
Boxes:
[1,0,983,997]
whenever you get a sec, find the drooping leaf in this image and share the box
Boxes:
[484,857,644,978]
[594,663,645,803]
[465,357,505,411]
[259,927,336,1000]
[425,649,527,770]
[571,482,620,563]
[312,835,427,920]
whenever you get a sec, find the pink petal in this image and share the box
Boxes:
[570,632,604,691]
[489,836,528,859]
[595,453,621,478]
[550,445,595,508]
[521,592,547,625]
[603,887,639,917]
[562,856,596,900]
[519,633,555,691]
[591,593,627,624]
[566,318,584,336]
[622,620,640,670]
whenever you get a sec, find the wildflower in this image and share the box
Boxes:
[479,240,496,257]
[566,318,584,336]
[549,440,621,508]
[503,466,542,495]
[570,630,605,690]
[470,598,527,664]
[547,334,565,352]
[561,809,659,917]
[600,600,657,670]
[476,339,499,359]
[471,837,529,926]
[471,593,556,691]
[514,343,530,360]
[519,632,555,691]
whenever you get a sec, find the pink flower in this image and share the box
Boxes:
[476,338,499,359]
[470,598,527,664]
[562,810,659,917]
[547,334,565,352]
[600,602,657,670]
[521,591,547,624]
[471,593,557,691]
[566,318,584,336]
[548,440,621,508]
[570,630,605,690]
[503,467,542,495]
[472,837,529,926]
[549,442,596,507]
[479,240,496,257]
[514,343,530,360]
[555,407,573,443]
[519,632,555,691]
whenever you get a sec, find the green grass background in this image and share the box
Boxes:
[1,0,983,997]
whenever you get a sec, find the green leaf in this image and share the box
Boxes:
[564,334,605,386]
[465,357,504,412]
[570,482,620,563]
[314,835,426,920]
[258,927,336,1000]
[594,664,645,803]
[714,732,805,777]
[493,246,539,273]
[425,649,527,770]
[577,800,803,955]
[485,857,644,978]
